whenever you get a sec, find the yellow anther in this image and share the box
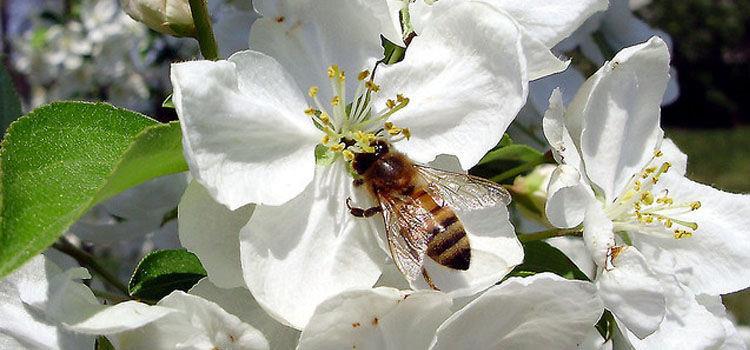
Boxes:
[330,143,345,153]
[321,134,331,145]
[327,65,339,78]
[338,71,345,82]
[386,99,396,109]
[365,80,380,92]
[674,230,693,239]
[384,121,394,130]
[342,149,355,161]
[396,94,405,103]
[320,113,330,123]
[659,162,672,174]
[654,150,664,157]
[665,219,674,228]
[641,192,655,205]
[331,96,341,106]
[388,127,402,136]
[645,166,657,174]
[304,108,317,115]
[309,86,319,97]
[634,180,642,191]
[358,70,370,81]
[690,201,702,210]
[402,128,411,139]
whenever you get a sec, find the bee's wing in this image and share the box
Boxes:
[378,194,433,283]
[415,165,512,209]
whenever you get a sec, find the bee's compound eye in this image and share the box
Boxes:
[373,141,389,157]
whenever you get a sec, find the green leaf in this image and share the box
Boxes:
[0,61,22,135]
[128,249,207,301]
[0,102,188,278]
[470,143,545,183]
[508,240,589,281]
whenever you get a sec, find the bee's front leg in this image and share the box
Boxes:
[346,197,382,218]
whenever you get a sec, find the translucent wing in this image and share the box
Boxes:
[415,165,512,210]
[378,193,434,283]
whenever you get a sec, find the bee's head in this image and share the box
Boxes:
[352,140,391,175]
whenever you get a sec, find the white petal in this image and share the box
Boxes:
[546,237,597,280]
[172,50,319,209]
[633,174,750,295]
[250,0,386,104]
[431,273,603,350]
[616,268,726,349]
[178,180,252,288]
[0,255,95,349]
[240,163,385,329]
[583,202,616,266]
[298,287,452,350]
[491,0,609,47]
[117,291,269,350]
[65,301,174,334]
[542,88,583,169]
[576,37,670,202]
[410,0,568,81]
[596,247,665,339]
[189,279,300,350]
[546,164,594,228]
[375,0,527,169]
[696,295,747,350]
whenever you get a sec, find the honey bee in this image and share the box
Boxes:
[347,140,512,290]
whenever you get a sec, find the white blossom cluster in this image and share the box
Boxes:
[2,0,750,349]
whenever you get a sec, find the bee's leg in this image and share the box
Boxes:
[422,268,440,291]
[346,197,382,218]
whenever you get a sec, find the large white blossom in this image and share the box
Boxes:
[297,273,603,350]
[541,36,750,345]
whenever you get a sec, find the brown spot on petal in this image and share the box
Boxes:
[352,322,361,328]
[229,334,236,342]
[371,317,379,326]
[275,16,285,23]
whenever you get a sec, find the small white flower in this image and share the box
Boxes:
[296,273,604,350]
[542,36,750,339]
[173,0,539,329]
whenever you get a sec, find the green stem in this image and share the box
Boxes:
[188,0,219,60]
[52,238,129,295]
[518,227,582,243]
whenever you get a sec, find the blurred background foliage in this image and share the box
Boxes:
[641,0,750,128]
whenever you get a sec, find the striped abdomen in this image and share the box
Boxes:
[411,187,471,270]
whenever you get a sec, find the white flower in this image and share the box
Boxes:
[172,0,540,329]
[542,36,750,339]
[297,273,604,350]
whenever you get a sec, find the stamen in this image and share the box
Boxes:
[607,149,701,241]
[357,70,369,81]
[309,86,319,97]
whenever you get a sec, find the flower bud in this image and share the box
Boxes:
[122,0,195,37]
[510,164,556,224]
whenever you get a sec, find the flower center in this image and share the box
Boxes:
[605,150,701,240]
[304,65,410,163]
